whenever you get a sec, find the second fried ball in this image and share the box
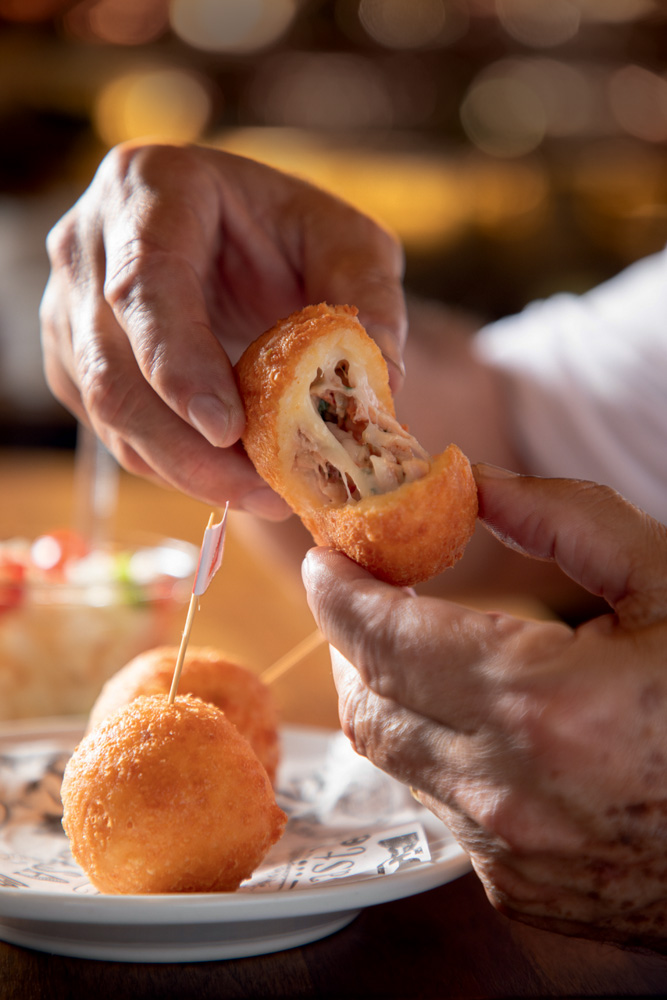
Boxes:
[87,646,280,784]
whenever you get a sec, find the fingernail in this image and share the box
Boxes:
[384,355,406,391]
[188,394,232,447]
[241,487,292,520]
[369,326,406,379]
[472,463,519,481]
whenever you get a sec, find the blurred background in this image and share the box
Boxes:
[1,0,667,449]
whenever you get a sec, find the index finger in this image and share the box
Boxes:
[99,164,245,450]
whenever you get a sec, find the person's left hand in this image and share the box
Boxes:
[40,142,406,513]
[302,465,667,952]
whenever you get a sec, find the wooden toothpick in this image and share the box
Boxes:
[168,591,198,704]
[260,628,326,686]
[167,507,324,698]
[168,509,228,703]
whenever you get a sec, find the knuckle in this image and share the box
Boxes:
[483,797,535,853]
[77,352,136,431]
[354,585,413,695]
[103,238,155,311]
[102,251,198,394]
[102,251,184,384]
[336,681,372,760]
[476,857,547,914]
[503,683,584,774]
[350,594,424,702]
[45,213,80,271]
[350,604,402,696]
[98,142,133,178]
[98,141,177,191]
[105,143,211,214]
[456,777,547,855]
[121,141,196,182]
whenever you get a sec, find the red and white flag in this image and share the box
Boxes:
[192,503,229,596]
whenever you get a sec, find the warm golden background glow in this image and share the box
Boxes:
[1,0,666,444]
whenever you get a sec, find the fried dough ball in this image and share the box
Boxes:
[87,646,280,784]
[235,303,478,587]
[61,695,287,894]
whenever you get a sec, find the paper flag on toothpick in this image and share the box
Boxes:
[168,504,229,704]
[192,503,229,596]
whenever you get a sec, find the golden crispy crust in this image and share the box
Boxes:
[86,646,280,784]
[303,445,476,587]
[236,304,392,506]
[235,303,477,586]
[61,695,286,894]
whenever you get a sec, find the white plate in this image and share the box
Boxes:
[0,718,469,962]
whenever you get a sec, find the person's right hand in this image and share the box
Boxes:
[303,468,667,953]
[40,142,406,515]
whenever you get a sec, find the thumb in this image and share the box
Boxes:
[473,464,667,628]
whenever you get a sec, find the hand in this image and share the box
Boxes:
[302,465,667,952]
[40,142,406,514]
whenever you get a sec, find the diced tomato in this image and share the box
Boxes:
[0,558,25,612]
[30,529,89,579]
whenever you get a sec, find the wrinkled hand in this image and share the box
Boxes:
[40,142,406,515]
[302,465,667,952]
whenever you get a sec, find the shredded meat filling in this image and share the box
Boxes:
[293,359,430,505]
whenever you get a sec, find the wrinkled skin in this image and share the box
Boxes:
[40,141,406,516]
[303,464,667,953]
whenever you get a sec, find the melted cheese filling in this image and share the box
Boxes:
[293,358,430,505]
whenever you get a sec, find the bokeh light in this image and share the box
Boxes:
[63,0,168,44]
[94,67,212,147]
[169,0,296,54]
[609,65,667,143]
[576,0,655,23]
[358,0,466,50]
[498,58,598,138]
[246,53,395,130]
[460,71,547,158]
[496,0,581,48]
[214,127,548,250]
[215,127,468,248]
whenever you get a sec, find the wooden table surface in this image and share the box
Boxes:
[1,449,667,999]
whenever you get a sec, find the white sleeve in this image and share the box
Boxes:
[473,249,667,523]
